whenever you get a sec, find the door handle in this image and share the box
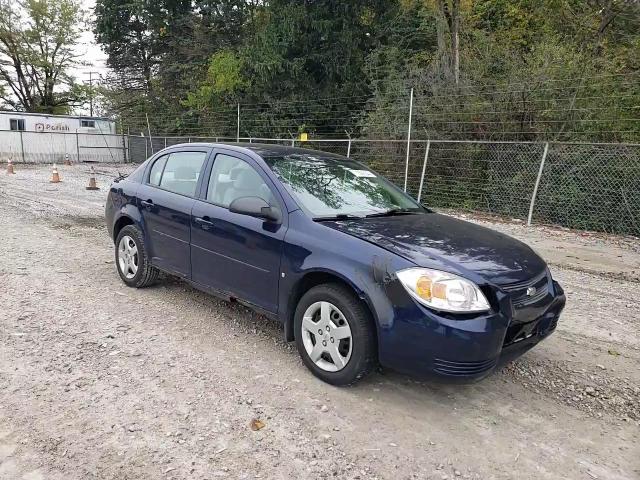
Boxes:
[141,199,153,208]
[194,216,214,228]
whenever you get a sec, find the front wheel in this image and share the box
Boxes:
[115,225,159,288]
[294,284,377,386]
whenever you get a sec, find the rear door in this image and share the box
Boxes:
[190,150,287,313]
[138,149,209,277]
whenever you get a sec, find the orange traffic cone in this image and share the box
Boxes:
[50,164,61,183]
[64,154,71,166]
[86,166,99,190]
[6,159,15,174]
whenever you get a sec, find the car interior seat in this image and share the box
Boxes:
[166,166,197,196]
[223,168,270,206]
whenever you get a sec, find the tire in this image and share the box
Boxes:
[114,225,159,288]
[294,283,377,386]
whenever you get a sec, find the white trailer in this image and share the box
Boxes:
[0,111,116,134]
[0,111,125,163]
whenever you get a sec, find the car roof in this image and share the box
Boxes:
[165,142,348,160]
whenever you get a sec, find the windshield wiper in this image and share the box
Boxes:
[365,208,421,218]
[313,213,365,221]
[113,170,128,183]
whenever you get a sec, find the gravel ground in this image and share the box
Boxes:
[1,163,639,480]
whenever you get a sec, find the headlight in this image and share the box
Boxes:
[396,268,490,313]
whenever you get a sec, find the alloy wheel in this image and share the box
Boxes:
[301,301,353,372]
[118,235,139,279]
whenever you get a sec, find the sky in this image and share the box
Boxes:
[73,0,109,83]
[70,0,109,115]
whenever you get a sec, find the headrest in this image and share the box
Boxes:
[175,166,196,180]
[229,166,246,180]
[234,169,261,190]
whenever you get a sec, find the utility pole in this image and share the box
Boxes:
[83,71,100,116]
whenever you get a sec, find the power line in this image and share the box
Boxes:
[83,71,101,117]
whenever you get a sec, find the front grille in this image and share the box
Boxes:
[502,270,550,308]
[433,357,497,376]
[503,312,558,346]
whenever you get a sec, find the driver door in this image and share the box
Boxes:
[190,150,286,313]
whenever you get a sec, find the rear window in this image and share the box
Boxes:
[157,152,207,197]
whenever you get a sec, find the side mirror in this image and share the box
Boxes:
[229,196,282,223]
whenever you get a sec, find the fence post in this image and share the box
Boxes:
[417,140,430,202]
[119,119,126,163]
[19,130,25,162]
[144,114,153,154]
[75,131,80,162]
[527,142,549,226]
[122,134,128,163]
[403,87,414,192]
[345,130,352,158]
[237,103,240,142]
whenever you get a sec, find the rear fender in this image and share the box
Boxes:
[111,205,143,242]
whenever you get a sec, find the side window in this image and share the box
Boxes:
[158,151,207,197]
[207,154,274,208]
[149,155,168,186]
[10,119,25,131]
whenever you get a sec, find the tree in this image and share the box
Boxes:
[436,0,461,84]
[233,0,398,137]
[94,0,174,97]
[95,0,254,133]
[0,0,87,113]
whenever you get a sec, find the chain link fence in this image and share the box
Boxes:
[2,129,637,236]
[123,135,640,236]
[534,143,640,234]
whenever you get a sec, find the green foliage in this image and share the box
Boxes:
[94,0,639,143]
[184,50,246,110]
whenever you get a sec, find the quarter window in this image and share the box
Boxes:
[10,119,25,131]
[158,151,207,197]
[207,154,274,207]
[148,155,168,186]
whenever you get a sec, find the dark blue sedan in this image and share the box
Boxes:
[105,143,566,385]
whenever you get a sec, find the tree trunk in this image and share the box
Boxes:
[436,0,461,84]
[452,0,460,85]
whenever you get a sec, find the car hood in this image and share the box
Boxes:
[323,213,546,285]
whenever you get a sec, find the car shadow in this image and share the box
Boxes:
[155,275,527,409]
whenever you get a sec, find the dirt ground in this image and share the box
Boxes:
[1,163,638,480]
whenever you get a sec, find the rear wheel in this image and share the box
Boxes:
[294,283,377,386]
[115,225,159,288]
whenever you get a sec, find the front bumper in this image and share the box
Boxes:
[377,281,566,382]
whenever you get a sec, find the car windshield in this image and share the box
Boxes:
[263,153,423,218]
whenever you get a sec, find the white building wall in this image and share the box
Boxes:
[0,130,126,163]
[0,112,116,134]
[0,112,122,163]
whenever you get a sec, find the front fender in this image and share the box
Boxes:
[279,212,415,342]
